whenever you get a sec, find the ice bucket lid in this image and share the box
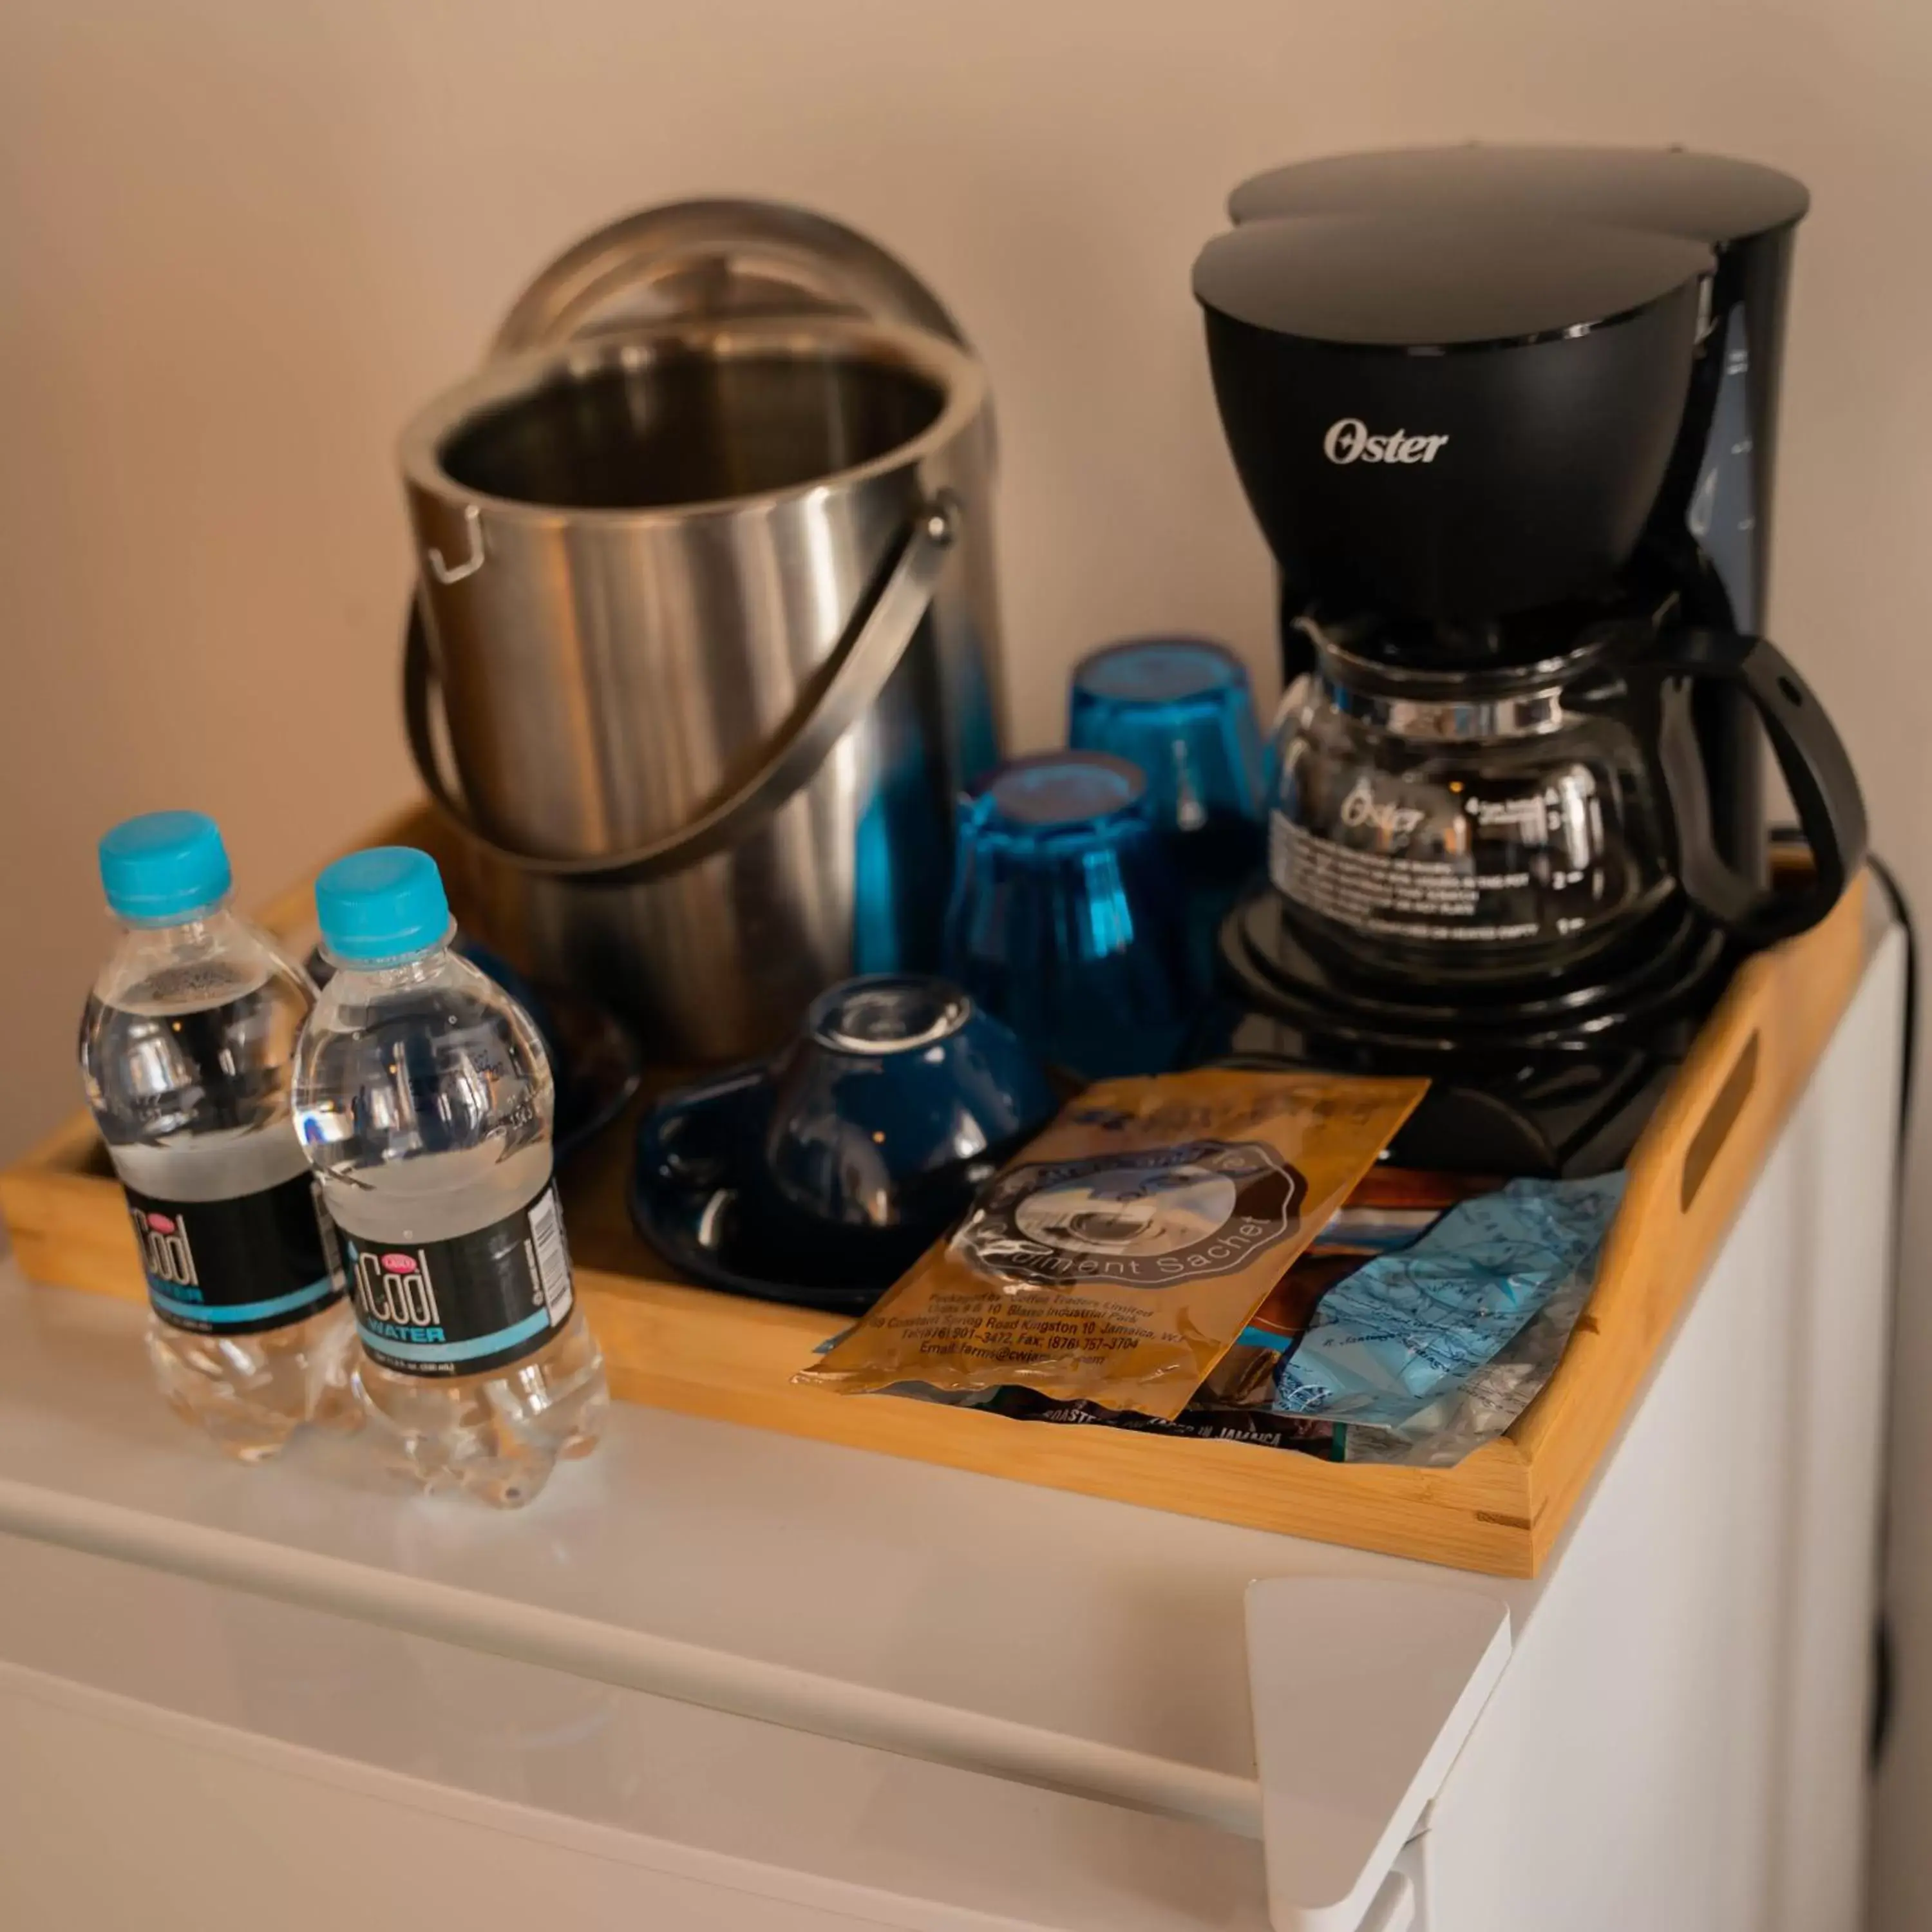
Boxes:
[491,198,974,358]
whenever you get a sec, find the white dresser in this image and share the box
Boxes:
[0,927,1905,1932]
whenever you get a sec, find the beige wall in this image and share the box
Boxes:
[5,0,1932,1920]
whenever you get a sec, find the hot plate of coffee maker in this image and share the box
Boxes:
[1190,149,1868,1177]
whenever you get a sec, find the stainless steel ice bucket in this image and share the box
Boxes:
[399,310,1003,1061]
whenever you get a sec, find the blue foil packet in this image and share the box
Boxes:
[1271,1173,1626,1428]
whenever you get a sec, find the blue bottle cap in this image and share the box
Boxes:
[314,848,451,962]
[98,811,233,923]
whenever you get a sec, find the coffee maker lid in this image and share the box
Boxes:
[1227,145,1810,245]
[1193,213,1713,350]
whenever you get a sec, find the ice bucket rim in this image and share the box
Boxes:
[398,314,988,530]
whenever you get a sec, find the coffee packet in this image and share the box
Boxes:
[990,1380,1342,1457]
[1271,1172,1625,1432]
[797,1068,1426,1419]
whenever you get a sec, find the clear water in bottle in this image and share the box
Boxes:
[78,811,359,1460]
[292,848,607,1508]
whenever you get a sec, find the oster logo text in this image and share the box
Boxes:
[1323,419,1450,466]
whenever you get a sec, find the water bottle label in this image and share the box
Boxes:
[124,1175,348,1336]
[335,1182,576,1378]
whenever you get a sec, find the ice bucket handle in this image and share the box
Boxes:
[404,491,960,885]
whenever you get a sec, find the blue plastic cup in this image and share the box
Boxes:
[1068,636,1267,978]
[942,752,1193,1080]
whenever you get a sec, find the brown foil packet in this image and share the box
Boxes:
[1240,1252,1363,1347]
[1339,1168,1506,1211]
[798,1068,1426,1419]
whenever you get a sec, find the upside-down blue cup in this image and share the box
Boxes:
[764,974,1057,1243]
[1069,636,1267,980]
[629,972,1058,1310]
[942,752,1194,1080]
[1069,636,1266,828]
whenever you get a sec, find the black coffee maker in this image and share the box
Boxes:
[1189,146,1868,1175]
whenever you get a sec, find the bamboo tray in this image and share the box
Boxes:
[0,804,1875,1578]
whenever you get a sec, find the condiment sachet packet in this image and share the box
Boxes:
[798,1068,1426,1419]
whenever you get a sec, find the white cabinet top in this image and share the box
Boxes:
[0,1265,1536,1835]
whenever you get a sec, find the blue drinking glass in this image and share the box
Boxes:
[1070,636,1267,826]
[1068,637,1268,982]
[943,752,1193,1079]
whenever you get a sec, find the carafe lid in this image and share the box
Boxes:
[1297,576,1680,681]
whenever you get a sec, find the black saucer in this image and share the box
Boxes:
[629,1068,934,1316]
[544,982,647,1162]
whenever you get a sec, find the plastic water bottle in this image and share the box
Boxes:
[292,848,607,1507]
[78,812,359,1459]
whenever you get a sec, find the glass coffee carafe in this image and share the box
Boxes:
[1269,617,1866,987]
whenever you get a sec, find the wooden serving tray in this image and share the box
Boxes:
[0,804,1874,1578]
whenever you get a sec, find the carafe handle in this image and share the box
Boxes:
[1640,630,1867,945]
